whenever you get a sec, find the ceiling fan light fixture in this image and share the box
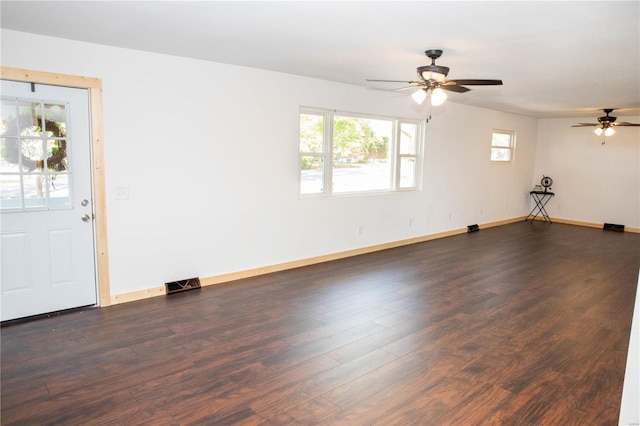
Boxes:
[604,127,615,137]
[430,88,447,106]
[411,88,428,105]
[594,127,603,136]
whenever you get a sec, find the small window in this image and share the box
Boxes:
[490,130,515,162]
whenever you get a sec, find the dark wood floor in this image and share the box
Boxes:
[2,222,639,425]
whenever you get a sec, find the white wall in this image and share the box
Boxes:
[424,104,537,228]
[534,117,640,228]
[1,30,538,297]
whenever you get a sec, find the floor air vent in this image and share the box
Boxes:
[165,277,201,295]
[467,224,480,233]
[603,223,625,232]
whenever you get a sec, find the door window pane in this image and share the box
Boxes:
[46,139,68,171]
[0,98,71,211]
[22,138,45,164]
[49,173,70,207]
[22,174,47,208]
[18,101,42,136]
[1,100,18,136]
[44,103,67,135]
[1,138,21,172]
[0,175,21,206]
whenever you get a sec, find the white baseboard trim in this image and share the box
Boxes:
[534,217,640,233]
[110,286,166,305]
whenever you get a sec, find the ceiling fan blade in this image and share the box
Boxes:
[392,85,422,92]
[571,123,599,127]
[366,86,410,94]
[366,79,422,84]
[613,122,640,126]
[440,84,470,93]
[365,87,412,97]
[447,79,503,86]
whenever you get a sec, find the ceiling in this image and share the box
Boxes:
[1,1,639,118]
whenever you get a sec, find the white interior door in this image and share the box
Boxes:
[1,80,97,321]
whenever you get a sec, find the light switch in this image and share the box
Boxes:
[115,186,129,200]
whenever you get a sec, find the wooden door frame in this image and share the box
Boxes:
[1,66,111,307]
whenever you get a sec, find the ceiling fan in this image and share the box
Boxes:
[366,49,503,110]
[571,109,640,140]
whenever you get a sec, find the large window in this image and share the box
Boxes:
[299,109,422,195]
[490,129,515,162]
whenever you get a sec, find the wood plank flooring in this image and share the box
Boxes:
[2,222,639,425]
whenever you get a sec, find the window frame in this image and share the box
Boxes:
[396,121,420,190]
[299,107,423,196]
[490,129,516,162]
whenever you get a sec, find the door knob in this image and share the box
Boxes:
[81,214,91,222]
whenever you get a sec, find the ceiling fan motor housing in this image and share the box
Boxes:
[417,65,450,80]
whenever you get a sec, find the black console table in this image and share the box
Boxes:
[526,191,554,223]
